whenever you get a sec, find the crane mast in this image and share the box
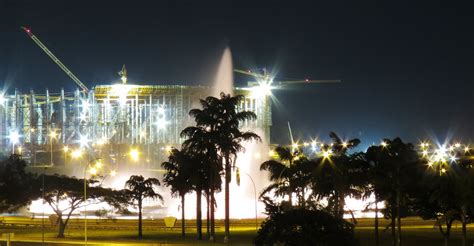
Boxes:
[21,27,89,93]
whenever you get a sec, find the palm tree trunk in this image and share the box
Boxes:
[375,198,379,246]
[206,191,210,239]
[339,192,345,218]
[138,199,143,238]
[391,214,396,246]
[461,206,467,246]
[210,189,215,242]
[462,221,467,246]
[224,156,231,243]
[181,194,185,237]
[196,189,203,240]
[396,187,401,246]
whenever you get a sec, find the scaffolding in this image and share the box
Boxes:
[0,84,271,167]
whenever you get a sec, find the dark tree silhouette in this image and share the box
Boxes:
[162,148,194,237]
[0,154,40,213]
[125,175,163,238]
[411,150,474,246]
[255,196,359,246]
[260,146,313,207]
[365,138,420,246]
[181,92,260,242]
[43,174,124,238]
[311,132,368,219]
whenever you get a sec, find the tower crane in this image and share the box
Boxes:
[234,68,341,87]
[21,27,89,93]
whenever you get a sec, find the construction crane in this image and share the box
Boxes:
[21,27,89,93]
[234,68,341,87]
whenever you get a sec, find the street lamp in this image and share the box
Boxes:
[236,167,259,231]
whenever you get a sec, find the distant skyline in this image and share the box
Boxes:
[1,0,473,144]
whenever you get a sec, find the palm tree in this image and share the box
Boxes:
[365,138,419,246]
[181,125,222,241]
[182,92,260,243]
[311,132,367,218]
[162,148,193,237]
[260,146,313,207]
[125,175,163,238]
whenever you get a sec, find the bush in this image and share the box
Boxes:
[255,207,359,246]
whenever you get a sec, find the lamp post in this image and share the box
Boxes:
[36,164,53,246]
[237,168,258,231]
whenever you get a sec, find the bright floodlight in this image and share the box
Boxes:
[156,117,168,130]
[71,149,83,159]
[89,167,98,176]
[422,150,429,156]
[249,82,272,98]
[79,135,89,147]
[292,143,299,149]
[63,146,69,153]
[81,99,90,110]
[381,141,388,147]
[95,159,103,169]
[49,130,58,139]
[8,131,20,145]
[322,149,333,159]
[130,148,139,162]
[434,146,448,162]
[268,150,275,157]
[0,94,6,106]
[157,106,165,115]
[110,170,117,177]
[342,141,348,148]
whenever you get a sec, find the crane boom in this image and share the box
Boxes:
[234,68,341,87]
[21,27,89,92]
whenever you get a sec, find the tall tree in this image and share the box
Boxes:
[260,146,313,207]
[311,132,367,219]
[181,125,222,241]
[182,92,260,243]
[411,149,474,246]
[162,148,193,237]
[365,138,421,246]
[125,175,163,238]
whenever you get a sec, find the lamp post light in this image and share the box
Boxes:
[236,167,259,231]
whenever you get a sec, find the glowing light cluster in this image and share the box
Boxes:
[249,81,272,99]
[419,140,471,174]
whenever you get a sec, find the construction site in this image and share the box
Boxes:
[0,27,277,172]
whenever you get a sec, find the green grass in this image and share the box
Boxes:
[2,217,474,245]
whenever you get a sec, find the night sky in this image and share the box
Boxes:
[1,0,473,146]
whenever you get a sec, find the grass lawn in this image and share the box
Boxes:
[1,217,474,245]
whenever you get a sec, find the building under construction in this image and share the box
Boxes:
[0,82,272,167]
[4,27,333,170]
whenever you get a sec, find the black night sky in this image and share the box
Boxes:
[1,0,473,146]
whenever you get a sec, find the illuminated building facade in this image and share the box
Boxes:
[0,83,271,166]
